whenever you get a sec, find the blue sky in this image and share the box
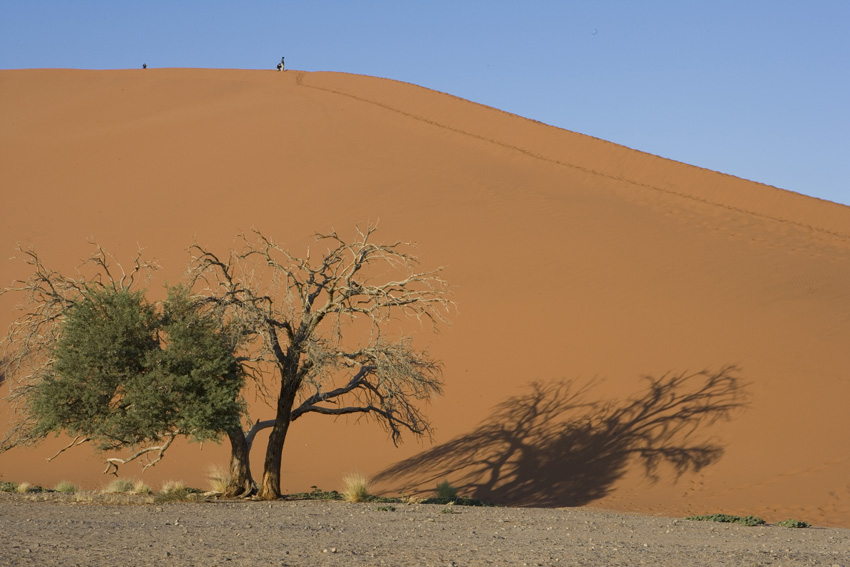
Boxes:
[2,1,848,206]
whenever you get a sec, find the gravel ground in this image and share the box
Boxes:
[1,493,848,567]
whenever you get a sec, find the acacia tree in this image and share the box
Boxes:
[0,246,156,459]
[189,225,453,499]
[0,247,252,494]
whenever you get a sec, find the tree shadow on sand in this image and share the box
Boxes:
[375,366,749,507]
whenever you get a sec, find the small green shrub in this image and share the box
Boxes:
[776,518,810,528]
[374,505,396,512]
[15,482,45,494]
[686,514,765,526]
[54,480,78,493]
[285,486,343,501]
[421,495,488,507]
[0,481,18,492]
[435,480,458,501]
[282,484,487,506]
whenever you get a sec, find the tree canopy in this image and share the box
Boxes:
[188,225,454,499]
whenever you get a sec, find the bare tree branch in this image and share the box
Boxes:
[46,435,92,462]
[244,419,276,451]
[103,432,178,476]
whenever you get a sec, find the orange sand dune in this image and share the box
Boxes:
[2,69,849,526]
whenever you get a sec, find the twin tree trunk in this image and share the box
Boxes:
[226,343,302,500]
[224,389,296,500]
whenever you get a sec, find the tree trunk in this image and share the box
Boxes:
[258,387,298,500]
[225,426,256,497]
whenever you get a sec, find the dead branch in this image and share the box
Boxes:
[188,225,453,381]
[102,432,178,476]
[46,435,92,462]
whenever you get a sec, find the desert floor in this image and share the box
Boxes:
[1,494,848,567]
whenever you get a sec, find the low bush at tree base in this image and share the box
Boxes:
[775,518,810,528]
[686,514,766,526]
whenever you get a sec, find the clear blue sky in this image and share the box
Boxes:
[2,1,848,206]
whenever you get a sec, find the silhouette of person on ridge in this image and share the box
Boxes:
[277,56,284,71]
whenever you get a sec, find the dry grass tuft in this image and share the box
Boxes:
[206,464,231,494]
[13,482,45,494]
[341,472,371,503]
[154,480,202,502]
[103,478,151,494]
[131,480,152,495]
[160,480,186,494]
[103,478,134,494]
[54,480,78,493]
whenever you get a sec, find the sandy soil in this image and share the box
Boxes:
[1,68,849,528]
[1,494,848,567]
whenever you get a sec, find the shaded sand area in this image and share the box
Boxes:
[1,69,849,527]
[1,495,848,567]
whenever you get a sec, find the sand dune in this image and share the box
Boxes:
[2,69,849,527]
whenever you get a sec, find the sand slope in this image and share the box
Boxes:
[2,69,849,526]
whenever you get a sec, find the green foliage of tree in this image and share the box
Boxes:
[27,285,244,454]
[155,286,246,442]
[1,246,246,476]
[28,287,161,448]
